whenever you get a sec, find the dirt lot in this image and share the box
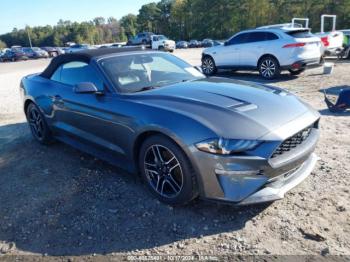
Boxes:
[0,49,349,260]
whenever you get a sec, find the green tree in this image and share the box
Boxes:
[137,2,161,32]
[121,14,138,39]
[0,40,7,49]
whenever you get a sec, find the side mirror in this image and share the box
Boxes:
[194,66,203,73]
[74,82,99,94]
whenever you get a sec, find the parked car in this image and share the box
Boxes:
[315,15,344,56]
[110,43,124,48]
[0,49,28,62]
[213,40,223,46]
[201,39,223,48]
[340,29,350,59]
[151,35,175,52]
[21,47,320,205]
[189,40,200,48]
[66,44,92,53]
[22,47,49,59]
[202,28,323,79]
[41,47,64,57]
[202,39,214,47]
[127,32,154,46]
[176,41,188,49]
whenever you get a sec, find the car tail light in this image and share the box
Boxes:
[283,43,306,48]
[321,36,329,47]
[291,63,301,69]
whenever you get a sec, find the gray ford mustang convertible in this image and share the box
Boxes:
[21,47,320,205]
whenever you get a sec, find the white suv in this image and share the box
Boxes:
[202,28,323,79]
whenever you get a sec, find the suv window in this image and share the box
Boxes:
[51,61,103,89]
[286,30,313,38]
[265,32,279,40]
[247,32,266,43]
[228,33,249,45]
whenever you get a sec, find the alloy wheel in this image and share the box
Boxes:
[260,59,276,78]
[202,57,215,75]
[143,145,184,198]
[28,106,45,140]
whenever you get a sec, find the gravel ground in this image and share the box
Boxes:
[0,49,349,260]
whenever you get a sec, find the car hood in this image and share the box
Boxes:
[164,40,175,45]
[132,78,319,140]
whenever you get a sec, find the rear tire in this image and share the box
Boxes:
[138,135,198,205]
[202,56,217,76]
[26,103,53,145]
[288,68,305,75]
[258,56,280,79]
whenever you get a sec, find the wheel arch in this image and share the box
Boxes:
[133,130,191,170]
[202,53,214,61]
[132,129,201,199]
[24,99,35,114]
[257,54,280,68]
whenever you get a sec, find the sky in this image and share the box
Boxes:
[0,0,155,34]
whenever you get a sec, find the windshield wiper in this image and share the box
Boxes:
[135,86,156,93]
[135,79,195,93]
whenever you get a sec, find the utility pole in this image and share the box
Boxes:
[26,25,32,48]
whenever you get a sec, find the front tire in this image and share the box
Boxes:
[26,103,53,145]
[138,135,198,205]
[202,56,217,76]
[258,56,280,79]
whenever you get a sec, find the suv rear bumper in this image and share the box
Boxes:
[282,58,324,71]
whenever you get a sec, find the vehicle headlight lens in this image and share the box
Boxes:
[195,138,261,155]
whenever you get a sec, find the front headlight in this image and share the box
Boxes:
[196,138,261,155]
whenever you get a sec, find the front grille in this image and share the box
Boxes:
[271,126,313,159]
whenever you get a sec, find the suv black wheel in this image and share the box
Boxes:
[26,103,53,145]
[202,56,217,76]
[139,135,198,205]
[258,56,280,79]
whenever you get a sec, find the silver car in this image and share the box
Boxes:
[202,28,323,79]
[21,48,320,205]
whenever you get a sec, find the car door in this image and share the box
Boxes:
[48,61,130,162]
[213,33,249,67]
[238,32,264,67]
[239,32,279,67]
[151,35,159,49]
[135,33,144,45]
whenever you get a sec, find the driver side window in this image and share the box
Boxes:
[50,61,103,90]
[227,33,249,45]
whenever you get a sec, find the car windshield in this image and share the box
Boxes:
[158,35,168,40]
[100,52,205,93]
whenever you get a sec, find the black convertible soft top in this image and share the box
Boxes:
[40,46,145,78]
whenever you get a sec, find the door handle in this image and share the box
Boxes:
[52,95,64,107]
[53,95,62,101]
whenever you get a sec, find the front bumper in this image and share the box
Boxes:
[237,153,318,205]
[189,123,319,205]
[164,45,175,51]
